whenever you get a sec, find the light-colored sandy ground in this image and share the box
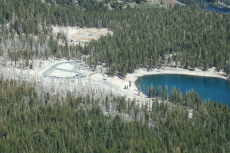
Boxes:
[125,67,227,95]
[148,0,185,6]
[1,58,227,102]
[56,63,75,70]
[52,26,113,46]
[49,70,76,78]
[89,73,106,81]
[2,58,227,119]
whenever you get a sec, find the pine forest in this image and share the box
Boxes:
[0,0,229,152]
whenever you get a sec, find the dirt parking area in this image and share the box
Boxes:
[52,26,113,46]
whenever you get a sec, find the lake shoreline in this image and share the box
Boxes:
[125,67,228,94]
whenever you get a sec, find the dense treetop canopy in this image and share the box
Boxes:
[0,0,229,76]
[0,77,229,152]
[0,0,229,152]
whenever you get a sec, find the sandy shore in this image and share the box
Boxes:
[103,66,227,106]
[43,62,228,102]
[0,57,228,104]
[123,67,227,96]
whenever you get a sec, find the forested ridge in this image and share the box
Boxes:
[0,77,229,152]
[83,6,230,75]
[0,0,230,152]
[0,0,230,76]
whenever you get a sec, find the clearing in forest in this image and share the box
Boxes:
[52,26,113,46]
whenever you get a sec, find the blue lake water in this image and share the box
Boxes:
[204,6,230,13]
[135,74,230,105]
[192,0,230,13]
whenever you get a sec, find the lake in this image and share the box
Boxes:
[192,0,230,13]
[204,5,230,13]
[135,74,230,105]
